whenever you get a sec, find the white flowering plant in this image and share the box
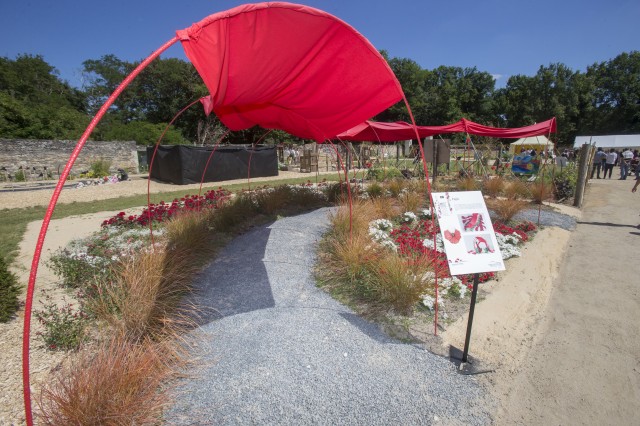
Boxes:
[48,226,162,289]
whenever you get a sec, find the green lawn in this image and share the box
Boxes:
[0,174,341,265]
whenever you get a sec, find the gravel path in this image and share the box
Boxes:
[513,207,577,231]
[166,208,491,425]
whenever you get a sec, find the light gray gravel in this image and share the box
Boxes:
[166,207,492,425]
[513,207,577,230]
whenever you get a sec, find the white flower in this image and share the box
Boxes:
[495,233,521,260]
[402,211,418,223]
[419,209,432,219]
[422,234,445,253]
[369,219,394,232]
[421,294,446,312]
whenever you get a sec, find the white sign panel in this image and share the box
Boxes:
[431,191,505,276]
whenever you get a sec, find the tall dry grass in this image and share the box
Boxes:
[385,179,406,197]
[529,181,552,204]
[397,190,424,213]
[405,179,428,194]
[365,181,384,198]
[457,176,479,191]
[253,188,288,214]
[504,179,531,200]
[369,196,398,220]
[482,176,505,198]
[319,234,381,300]
[369,252,433,314]
[328,199,380,240]
[431,179,453,193]
[38,335,185,425]
[91,210,216,340]
[486,198,529,222]
[209,194,257,231]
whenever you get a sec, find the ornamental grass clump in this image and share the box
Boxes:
[369,252,433,314]
[369,196,398,219]
[366,181,384,198]
[384,178,406,197]
[482,176,505,198]
[486,198,529,223]
[328,199,379,241]
[37,334,185,426]
[397,190,424,213]
[504,179,531,200]
[529,181,552,204]
[458,176,479,191]
[108,211,214,340]
[318,234,381,301]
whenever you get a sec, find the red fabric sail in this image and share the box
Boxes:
[459,117,557,138]
[335,118,556,142]
[178,2,403,142]
[337,121,417,141]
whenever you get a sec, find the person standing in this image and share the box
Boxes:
[591,147,607,179]
[619,148,634,179]
[604,148,617,179]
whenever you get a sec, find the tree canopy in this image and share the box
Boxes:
[1,50,639,146]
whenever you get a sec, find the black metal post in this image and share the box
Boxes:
[462,273,480,363]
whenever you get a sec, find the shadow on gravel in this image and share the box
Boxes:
[190,224,275,325]
[577,220,640,229]
[338,312,398,345]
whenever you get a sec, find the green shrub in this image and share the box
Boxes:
[366,181,384,198]
[48,246,113,289]
[553,167,578,201]
[366,166,403,181]
[90,159,112,177]
[14,169,26,182]
[35,293,89,351]
[0,255,21,322]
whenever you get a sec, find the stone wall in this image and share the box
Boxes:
[0,139,139,178]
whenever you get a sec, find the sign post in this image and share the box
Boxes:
[431,191,505,372]
[462,273,480,363]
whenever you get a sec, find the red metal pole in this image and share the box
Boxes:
[400,93,440,335]
[22,36,179,425]
[146,97,202,245]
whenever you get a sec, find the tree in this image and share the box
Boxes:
[587,51,640,134]
[93,119,188,146]
[495,63,591,144]
[0,55,89,139]
[82,55,210,141]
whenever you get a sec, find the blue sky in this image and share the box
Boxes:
[1,0,638,88]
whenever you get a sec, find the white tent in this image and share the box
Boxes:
[573,135,640,149]
[509,136,555,155]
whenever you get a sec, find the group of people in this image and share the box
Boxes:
[591,147,640,192]
[283,146,300,164]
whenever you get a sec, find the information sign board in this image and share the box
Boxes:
[431,191,505,275]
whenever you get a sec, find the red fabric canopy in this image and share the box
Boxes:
[179,2,403,142]
[336,121,419,142]
[459,117,557,138]
[335,118,557,141]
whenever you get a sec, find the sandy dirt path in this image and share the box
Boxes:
[0,170,338,210]
[492,179,640,424]
[0,210,134,425]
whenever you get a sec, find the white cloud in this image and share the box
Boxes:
[491,73,503,81]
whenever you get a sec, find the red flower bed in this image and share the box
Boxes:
[492,220,537,242]
[389,218,537,288]
[101,188,232,228]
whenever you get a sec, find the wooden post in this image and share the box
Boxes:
[432,139,438,182]
[573,143,592,208]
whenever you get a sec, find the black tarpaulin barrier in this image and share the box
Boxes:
[147,145,278,185]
